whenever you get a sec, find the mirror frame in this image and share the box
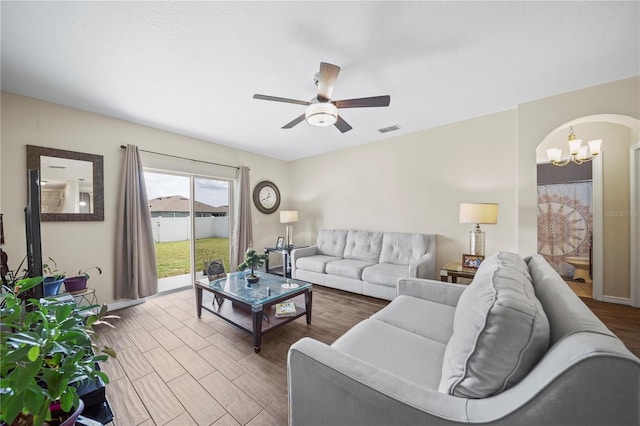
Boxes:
[26,145,104,222]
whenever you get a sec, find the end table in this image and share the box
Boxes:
[264,245,305,278]
[440,262,477,284]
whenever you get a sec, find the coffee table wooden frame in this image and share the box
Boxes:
[195,277,312,353]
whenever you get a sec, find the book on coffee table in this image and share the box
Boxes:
[275,302,297,317]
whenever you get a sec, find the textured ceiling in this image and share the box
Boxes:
[1,1,638,161]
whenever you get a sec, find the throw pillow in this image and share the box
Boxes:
[438,252,550,398]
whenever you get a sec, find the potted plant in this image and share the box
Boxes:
[64,266,102,294]
[237,246,268,284]
[42,257,65,297]
[1,276,117,426]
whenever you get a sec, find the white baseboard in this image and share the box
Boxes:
[107,298,146,312]
[602,295,632,306]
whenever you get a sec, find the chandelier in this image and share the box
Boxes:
[546,127,602,167]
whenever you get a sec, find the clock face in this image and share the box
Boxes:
[252,180,281,214]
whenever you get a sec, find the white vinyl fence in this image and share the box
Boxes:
[151,216,229,243]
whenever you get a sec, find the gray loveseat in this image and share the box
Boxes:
[288,252,640,425]
[291,229,436,301]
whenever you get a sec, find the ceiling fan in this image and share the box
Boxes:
[253,62,390,133]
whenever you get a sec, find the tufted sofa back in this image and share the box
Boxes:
[343,230,383,263]
[379,232,431,265]
[316,229,348,257]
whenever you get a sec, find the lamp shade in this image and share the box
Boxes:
[305,103,338,127]
[280,210,299,224]
[588,139,602,155]
[459,203,498,224]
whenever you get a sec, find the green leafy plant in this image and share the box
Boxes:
[0,276,117,426]
[237,245,268,279]
[42,257,65,281]
[74,266,102,280]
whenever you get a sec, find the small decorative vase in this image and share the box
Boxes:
[64,276,88,294]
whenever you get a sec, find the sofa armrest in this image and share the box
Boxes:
[397,277,467,307]
[409,252,436,279]
[291,245,318,259]
[291,246,318,279]
[288,337,469,426]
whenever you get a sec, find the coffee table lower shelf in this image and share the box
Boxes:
[195,283,312,353]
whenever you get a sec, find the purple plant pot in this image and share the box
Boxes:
[64,275,88,294]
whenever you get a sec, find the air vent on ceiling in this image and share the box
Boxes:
[378,124,402,134]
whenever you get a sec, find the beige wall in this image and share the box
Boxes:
[1,92,289,305]
[289,109,519,269]
[2,76,638,305]
[517,77,640,256]
[519,78,640,300]
[602,125,633,298]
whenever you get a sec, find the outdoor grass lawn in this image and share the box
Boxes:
[155,237,229,278]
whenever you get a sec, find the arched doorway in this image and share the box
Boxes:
[536,114,639,306]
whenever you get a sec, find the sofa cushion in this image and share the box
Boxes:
[325,259,376,280]
[296,255,342,274]
[343,230,383,263]
[316,229,348,257]
[370,295,455,344]
[362,263,407,287]
[332,319,446,389]
[380,233,429,266]
[438,252,550,398]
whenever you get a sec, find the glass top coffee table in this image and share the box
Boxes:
[195,272,312,353]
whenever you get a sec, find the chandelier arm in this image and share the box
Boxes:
[552,157,572,167]
[573,157,594,166]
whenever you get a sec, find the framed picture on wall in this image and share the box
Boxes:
[275,236,284,250]
[462,254,484,269]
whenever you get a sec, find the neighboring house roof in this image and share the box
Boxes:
[149,195,228,215]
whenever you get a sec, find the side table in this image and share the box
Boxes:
[52,288,100,315]
[440,262,477,284]
[264,245,305,278]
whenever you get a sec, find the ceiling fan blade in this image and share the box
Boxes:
[253,94,310,106]
[282,113,306,129]
[334,116,353,133]
[333,95,391,109]
[316,62,341,102]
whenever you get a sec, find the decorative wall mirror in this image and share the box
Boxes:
[26,145,104,221]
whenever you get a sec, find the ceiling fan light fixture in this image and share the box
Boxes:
[305,102,338,127]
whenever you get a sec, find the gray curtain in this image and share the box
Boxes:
[230,166,253,271]
[115,145,158,299]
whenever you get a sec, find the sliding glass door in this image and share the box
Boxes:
[193,177,230,281]
[144,170,230,293]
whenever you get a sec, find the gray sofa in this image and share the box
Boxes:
[291,229,436,300]
[288,252,640,425]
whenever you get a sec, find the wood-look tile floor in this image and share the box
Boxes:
[565,279,593,298]
[97,284,639,426]
[96,286,387,426]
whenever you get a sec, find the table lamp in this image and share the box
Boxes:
[459,203,498,256]
[279,210,299,248]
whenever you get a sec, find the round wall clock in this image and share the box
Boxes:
[252,180,281,214]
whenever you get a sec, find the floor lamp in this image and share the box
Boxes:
[459,203,499,256]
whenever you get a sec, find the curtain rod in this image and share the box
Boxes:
[119,145,240,170]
